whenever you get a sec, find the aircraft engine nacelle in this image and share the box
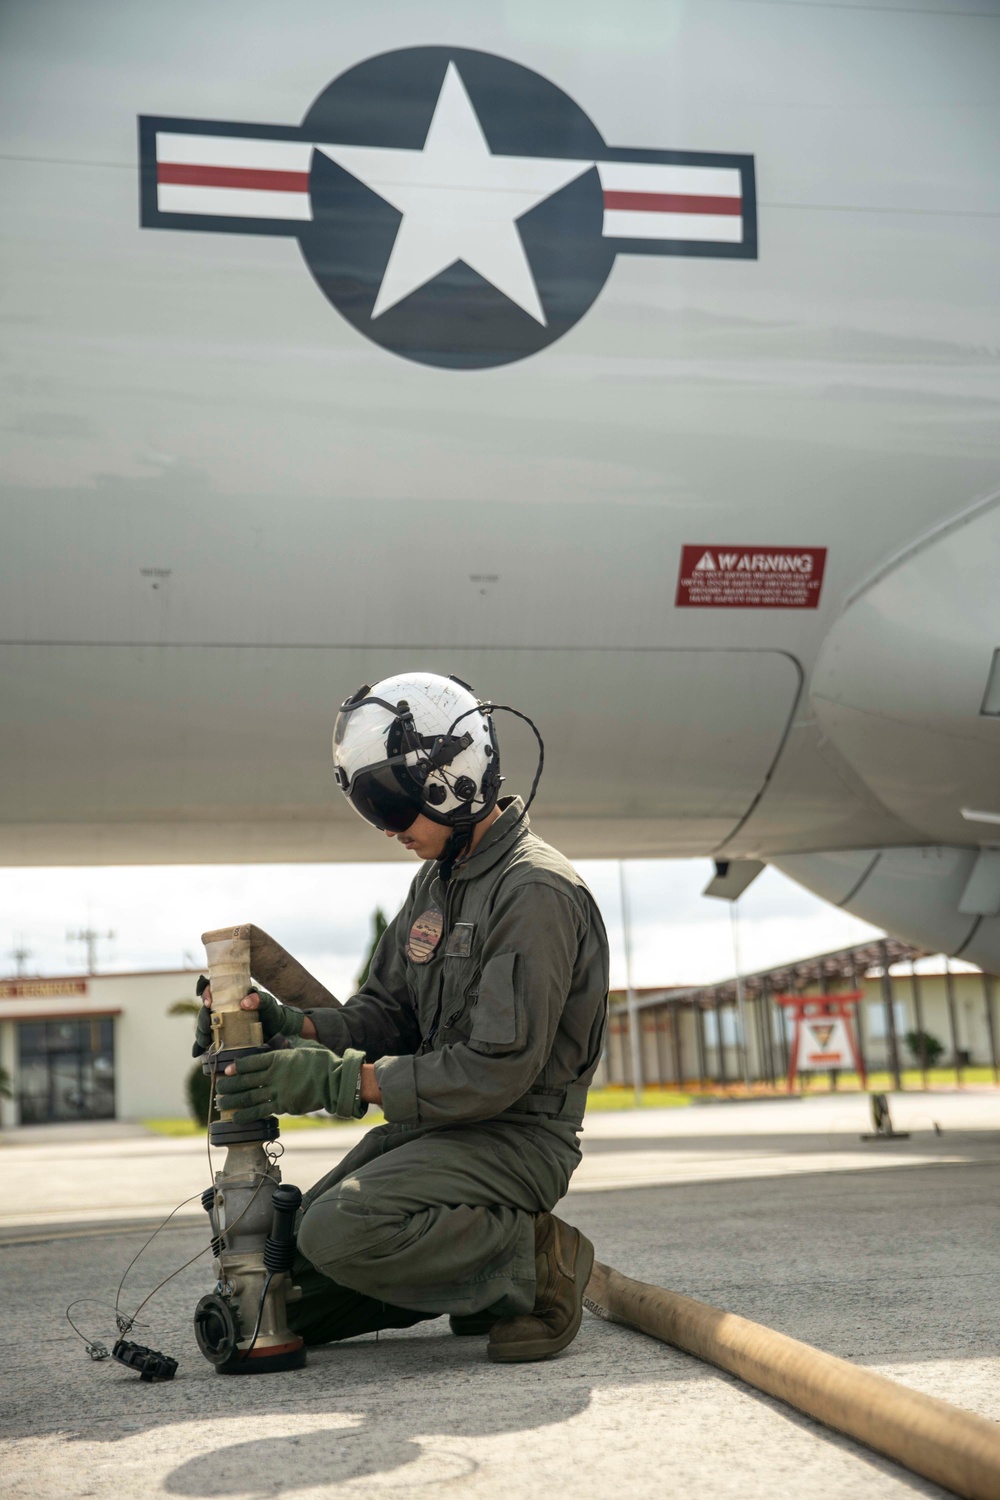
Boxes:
[773,846,1000,975]
[807,493,1000,851]
[773,493,1000,969]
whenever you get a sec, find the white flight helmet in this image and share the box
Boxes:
[333,672,502,836]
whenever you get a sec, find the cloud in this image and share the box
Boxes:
[0,857,882,997]
[578,860,882,989]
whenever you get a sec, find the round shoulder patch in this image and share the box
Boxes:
[406,907,444,964]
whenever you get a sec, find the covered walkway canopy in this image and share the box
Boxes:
[601,936,999,1093]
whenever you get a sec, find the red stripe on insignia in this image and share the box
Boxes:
[603,191,742,215]
[157,163,310,193]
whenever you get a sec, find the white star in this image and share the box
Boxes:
[317,62,593,324]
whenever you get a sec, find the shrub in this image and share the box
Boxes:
[185,1061,213,1126]
[905,1029,944,1068]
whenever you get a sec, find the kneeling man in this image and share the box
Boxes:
[203,672,609,1362]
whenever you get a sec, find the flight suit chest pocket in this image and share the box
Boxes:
[467,951,525,1056]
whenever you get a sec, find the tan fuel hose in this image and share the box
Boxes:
[584,1262,1000,1500]
[201,924,342,1011]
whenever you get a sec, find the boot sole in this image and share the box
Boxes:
[449,1316,498,1337]
[487,1232,595,1363]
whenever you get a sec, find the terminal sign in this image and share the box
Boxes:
[675,545,827,608]
[0,979,88,1000]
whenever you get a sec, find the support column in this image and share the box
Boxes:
[752,990,766,1088]
[794,973,808,1093]
[849,954,868,1083]
[879,940,902,1091]
[910,960,928,1089]
[982,972,999,1084]
[730,905,751,1090]
[759,978,773,1084]
[627,995,643,1101]
[670,999,684,1087]
[619,863,642,1107]
[819,968,838,1091]
[944,957,962,1086]
[696,998,708,1091]
[714,993,727,1084]
[775,982,790,1084]
[652,1007,666,1088]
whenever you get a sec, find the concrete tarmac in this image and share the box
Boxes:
[2,1091,997,1234]
[2,1094,999,1499]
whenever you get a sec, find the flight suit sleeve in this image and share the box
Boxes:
[303,894,423,1062]
[373,877,583,1126]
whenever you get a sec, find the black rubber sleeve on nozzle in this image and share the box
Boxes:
[208,1116,279,1147]
[263,1183,302,1274]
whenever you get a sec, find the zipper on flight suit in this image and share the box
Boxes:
[422,874,455,1047]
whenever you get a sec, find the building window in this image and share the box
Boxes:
[865,1000,908,1041]
[17,1018,115,1124]
[703,1009,740,1048]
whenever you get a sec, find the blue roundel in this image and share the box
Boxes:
[297,47,614,370]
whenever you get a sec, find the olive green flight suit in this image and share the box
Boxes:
[286,797,609,1343]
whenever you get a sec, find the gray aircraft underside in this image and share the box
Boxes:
[2,2,1000,969]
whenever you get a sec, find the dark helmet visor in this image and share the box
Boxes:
[347,764,422,833]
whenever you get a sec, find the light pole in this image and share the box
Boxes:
[7,935,32,977]
[66,927,115,974]
[730,903,752,1090]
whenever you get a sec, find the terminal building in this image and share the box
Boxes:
[1,939,997,1129]
[0,968,200,1128]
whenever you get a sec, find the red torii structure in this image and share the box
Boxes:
[777,991,866,1092]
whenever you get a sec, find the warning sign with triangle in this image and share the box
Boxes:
[795,1016,852,1070]
[675,543,828,610]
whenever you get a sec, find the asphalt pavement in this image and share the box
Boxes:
[2,1093,999,1499]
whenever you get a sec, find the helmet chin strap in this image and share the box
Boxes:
[438,817,474,884]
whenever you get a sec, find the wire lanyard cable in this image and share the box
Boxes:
[241,1269,276,1360]
[113,1058,222,1332]
[65,1059,277,1365]
[446,700,546,832]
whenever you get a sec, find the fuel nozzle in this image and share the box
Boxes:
[195,925,306,1375]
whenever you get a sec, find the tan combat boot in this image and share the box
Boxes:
[487,1212,594,1363]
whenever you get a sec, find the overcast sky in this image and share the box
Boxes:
[0,857,884,995]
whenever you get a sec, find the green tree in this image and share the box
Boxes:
[905,1029,944,1068]
[168,998,212,1125]
[355,907,388,990]
[185,1062,213,1126]
[168,998,201,1020]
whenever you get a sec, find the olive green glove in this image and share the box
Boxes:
[192,979,305,1058]
[213,1045,366,1123]
[246,986,307,1044]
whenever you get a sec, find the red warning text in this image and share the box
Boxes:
[675,545,827,609]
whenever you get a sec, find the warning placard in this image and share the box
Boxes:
[795,1017,853,1071]
[675,546,826,609]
